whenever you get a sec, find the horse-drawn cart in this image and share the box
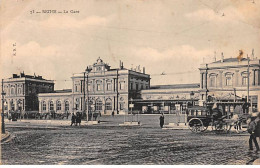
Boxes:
[187,106,245,133]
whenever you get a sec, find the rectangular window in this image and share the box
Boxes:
[130,83,133,90]
[107,83,112,91]
[120,103,124,110]
[136,84,138,90]
[120,82,125,90]
[97,83,101,91]
[210,77,216,87]
[226,76,232,86]
[242,77,248,86]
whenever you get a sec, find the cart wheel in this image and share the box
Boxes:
[188,118,207,133]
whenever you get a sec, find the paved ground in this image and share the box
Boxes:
[1,115,260,165]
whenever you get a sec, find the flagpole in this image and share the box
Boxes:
[247,54,250,113]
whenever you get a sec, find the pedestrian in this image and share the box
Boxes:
[76,112,81,126]
[247,114,260,152]
[159,113,164,128]
[71,113,76,126]
[112,111,114,117]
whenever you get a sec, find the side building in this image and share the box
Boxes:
[199,56,260,114]
[3,73,54,117]
[134,83,200,114]
[38,58,151,116]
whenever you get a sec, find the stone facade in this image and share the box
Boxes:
[137,84,200,114]
[199,57,260,113]
[38,58,150,115]
[3,73,54,114]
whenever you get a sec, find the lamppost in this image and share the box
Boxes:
[1,79,6,134]
[85,66,92,122]
[130,98,133,122]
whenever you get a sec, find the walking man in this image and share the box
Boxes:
[71,113,76,126]
[248,114,260,152]
[159,113,164,128]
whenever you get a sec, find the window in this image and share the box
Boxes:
[87,83,91,92]
[75,98,79,110]
[120,82,125,90]
[65,101,69,111]
[120,103,124,110]
[209,76,216,87]
[56,101,61,111]
[97,83,101,91]
[105,98,112,110]
[50,101,54,111]
[11,102,15,111]
[136,83,138,90]
[130,83,133,90]
[11,87,14,95]
[75,85,79,92]
[42,101,46,111]
[226,75,232,86]
[107,83,112,91]
[18,88,21,94]
[95,99,102,111]
[242,76,248,86]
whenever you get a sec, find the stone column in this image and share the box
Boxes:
[218,71,222,88]
[235,70,239,87]
[252,69,256,86]
[200,73,204,89]
[204,72,207,90]
[39,101,42,113]
[255,70,259,86]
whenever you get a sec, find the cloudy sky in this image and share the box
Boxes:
[1,0,260,89]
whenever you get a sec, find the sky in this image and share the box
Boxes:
[1,0,260,90]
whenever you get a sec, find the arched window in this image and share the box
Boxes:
[95,99,102,111]
[65,101,69,111]
[11,87,14,95]
[209,74,217,87]
[119,97,124,110]
[225,73,233,86]
[49,101,54,111]
[56,101,61,111]
[105,98,112,110]
[42,101,46,111]
[241,72,249,86]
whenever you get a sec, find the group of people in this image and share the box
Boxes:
[247,112,260,151]
[70,112,82,126]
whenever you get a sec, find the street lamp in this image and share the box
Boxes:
[85,66,92,122]
[1,79,6,134]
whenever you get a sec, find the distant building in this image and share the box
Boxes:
[199,57,260,113]
[38,58,150,116]
[3,72,54,115]
[136,83,200,114]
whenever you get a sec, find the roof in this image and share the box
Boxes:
[150,83,200,90]
[53,89,72,93]
[212,58,248,63]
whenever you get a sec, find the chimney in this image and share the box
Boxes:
[252,49,255,60]
[221,52,224,62]
[119,60,121,69]
[143,67,145,74]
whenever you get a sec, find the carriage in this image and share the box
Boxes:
[187,105,247,133]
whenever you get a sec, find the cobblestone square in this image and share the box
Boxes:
[1,115,260,165]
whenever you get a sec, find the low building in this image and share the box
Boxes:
[134,83,200,114]
[3,72,54,117]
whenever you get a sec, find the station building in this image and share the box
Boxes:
[199,56,260,114]
[38,58,151,116]
[2,73,54,116]
[2,56,260,117]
